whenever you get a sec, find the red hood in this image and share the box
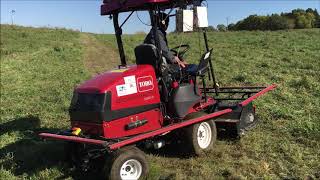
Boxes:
[76,65,154,93]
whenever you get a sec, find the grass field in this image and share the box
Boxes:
[1,24,320,179]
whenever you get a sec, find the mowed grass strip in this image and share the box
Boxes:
[1,25,320,179]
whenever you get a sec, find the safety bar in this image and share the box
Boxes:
[39,85,276,150]
[39,133,106,146]
[39,109,232,150]
[239,84,277,107]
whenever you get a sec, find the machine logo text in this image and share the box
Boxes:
[137,76,154,92]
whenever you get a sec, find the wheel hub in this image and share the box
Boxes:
[197,122,212,149]
[246,113,255,123]
[125,166,131,172]
[120,159,142,180]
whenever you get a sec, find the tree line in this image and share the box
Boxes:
[210,8,320,31]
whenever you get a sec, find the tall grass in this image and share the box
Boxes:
[1,25,90,178]
[1,25,320,179]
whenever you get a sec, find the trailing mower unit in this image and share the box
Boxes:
[39,0,276,179]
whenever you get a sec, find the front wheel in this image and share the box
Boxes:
[104,146,149,180]
[184,112,217,155]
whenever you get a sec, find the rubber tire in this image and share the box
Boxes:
[104,146,149,180]
[237,102,257,136]
[64,142,83,168]
[184,112,217,156]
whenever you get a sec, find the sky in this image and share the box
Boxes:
[1,0,319,34]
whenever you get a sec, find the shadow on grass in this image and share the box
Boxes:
[0,116,41,136]
[143,126,239,160]
[0,115,102,179]
[0,116,241,179]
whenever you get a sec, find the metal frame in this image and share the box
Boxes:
[39,84,275,151]
[202,84,276,102]
[111,6,220,104]
[110,3,217,80]
[111,5,164,70]
[40,109,232,150]
[202,30,218,96]
[113,13,127,67]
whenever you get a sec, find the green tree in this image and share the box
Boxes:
[287,18,296,29]
[217,24,227,31]
[207,25,217,32]
[291,8,317,28]
[227,23,236,31]
[227,8,319,31]
[266,14,290,30]
[317,18,320,28]
[234,15,270,30]
[306,12,316,28]
[292,9,306,17]
[296,15,310,28]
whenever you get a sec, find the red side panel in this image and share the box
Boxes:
[109,108,233,149]
[74,65,162,138]
[76,65,160,110]
[103,108,162,139]
[109,65,160,111]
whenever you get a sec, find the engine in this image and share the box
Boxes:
[69,65,163,138]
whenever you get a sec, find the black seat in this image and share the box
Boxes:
[134,44,158,70]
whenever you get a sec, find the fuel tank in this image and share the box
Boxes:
[168,83,201,118]
[70,65,162,138]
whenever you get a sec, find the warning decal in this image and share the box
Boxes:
[116,75,137,97]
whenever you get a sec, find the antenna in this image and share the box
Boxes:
[11,10,16,25]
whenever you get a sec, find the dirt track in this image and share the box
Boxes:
[81,33,119,76]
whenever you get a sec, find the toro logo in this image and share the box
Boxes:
[137,76,154,92]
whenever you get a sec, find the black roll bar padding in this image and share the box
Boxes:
[149,6,164,77]
[113,13,127,67]
[201,75,207,102]
[203,30,218,96]
[160,78,169,102]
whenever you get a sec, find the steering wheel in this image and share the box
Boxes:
[170,44,190,59]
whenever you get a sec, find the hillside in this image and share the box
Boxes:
[1,25,320,179]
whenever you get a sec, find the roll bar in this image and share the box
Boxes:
[105,0,219,94]
[111,6,164,71]
[113,14,127,67]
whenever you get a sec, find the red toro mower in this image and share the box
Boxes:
[40,0,276,179]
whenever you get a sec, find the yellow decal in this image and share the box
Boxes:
[72,127,82,136]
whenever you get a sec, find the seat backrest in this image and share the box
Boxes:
[196,49,213,76]
[134,44,158,70]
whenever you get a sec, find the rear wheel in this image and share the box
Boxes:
[64,142,83,168]
[184,112,217,155]
[238,102,257,136]
[65,142,105,173]
[104,146,149,180]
